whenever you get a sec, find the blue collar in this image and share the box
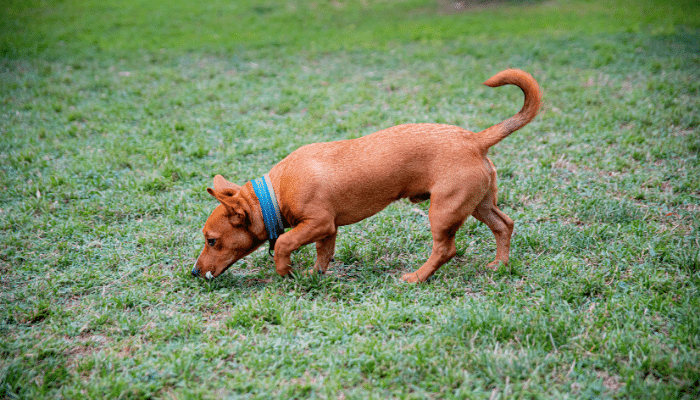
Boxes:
[251,174,285,254]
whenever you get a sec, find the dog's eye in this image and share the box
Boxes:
[207,238,216,247]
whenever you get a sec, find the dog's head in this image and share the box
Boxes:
[192,175,266,279]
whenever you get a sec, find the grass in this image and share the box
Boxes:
[1,0,699,398]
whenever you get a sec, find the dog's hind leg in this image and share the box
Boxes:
[402,198,469,283]
[471,191,514,270]
[314,233,337,274]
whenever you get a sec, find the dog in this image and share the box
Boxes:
[192,69,541,283]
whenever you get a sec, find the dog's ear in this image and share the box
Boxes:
[207,187,248,226]
[213,174,240,191]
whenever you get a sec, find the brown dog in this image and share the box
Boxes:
[192,69,541,283]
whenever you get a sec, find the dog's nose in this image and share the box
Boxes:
[191,266,200,277]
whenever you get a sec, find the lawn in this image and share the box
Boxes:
[1,0,699,398]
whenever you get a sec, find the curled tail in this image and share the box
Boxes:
[475,69,541,151]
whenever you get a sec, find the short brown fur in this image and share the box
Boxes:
[194,69,541,283]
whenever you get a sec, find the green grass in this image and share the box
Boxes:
[1,0,699,398]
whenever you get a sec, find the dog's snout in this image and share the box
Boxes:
[192,265,214,280]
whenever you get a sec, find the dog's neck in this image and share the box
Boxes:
[239,182,269,242]
[249,175,287,254]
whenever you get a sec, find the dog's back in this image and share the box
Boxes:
[271,123,490,226]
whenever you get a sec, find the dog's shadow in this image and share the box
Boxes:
[190,254,518,296]
[190,256,514,294]
[191,261,410,295]
[195,270,274,293]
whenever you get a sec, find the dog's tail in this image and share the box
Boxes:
[475,69,541,151]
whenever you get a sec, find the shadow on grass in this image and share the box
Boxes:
[192,261,419,302]
[190,270,272,293]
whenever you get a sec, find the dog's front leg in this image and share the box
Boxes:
[273,220,337,277]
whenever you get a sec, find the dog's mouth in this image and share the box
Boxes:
[192,260,237,280]
[213,261,237,278]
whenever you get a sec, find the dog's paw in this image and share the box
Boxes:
[486,261,505,271]
[303,268,326,276]
[401,272,421,283]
